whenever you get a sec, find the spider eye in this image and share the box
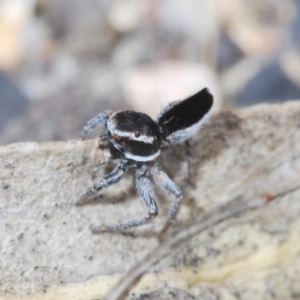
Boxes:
[135,131,141,137]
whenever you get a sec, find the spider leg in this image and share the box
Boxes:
[80,110,112,139]
[91,165,158,234]
[76,159,131,206]
[185,139,195,186]
[149,163,182,238]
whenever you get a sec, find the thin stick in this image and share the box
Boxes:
[103,184,300,300]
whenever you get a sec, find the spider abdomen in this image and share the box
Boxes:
[157,88,213,144]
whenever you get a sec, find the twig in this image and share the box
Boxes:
[102,184,300,300]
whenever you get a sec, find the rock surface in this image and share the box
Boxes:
[0,101,300,300]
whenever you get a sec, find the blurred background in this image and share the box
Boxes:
[0,0,299,145]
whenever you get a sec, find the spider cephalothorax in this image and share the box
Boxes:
[106,110,162,161]
[77,88,213,236]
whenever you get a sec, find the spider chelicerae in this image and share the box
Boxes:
[77,88,213,236]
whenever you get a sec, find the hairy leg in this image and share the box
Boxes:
[80,110,112,139]
[149,163,182,238]
[76,159,131,205]
[91,165,159,233]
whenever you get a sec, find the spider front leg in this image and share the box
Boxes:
[149,163,182,238]
[91,165,159,234]
[76,159,130,206]
[80,110,112,139]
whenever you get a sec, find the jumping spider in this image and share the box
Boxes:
[77,88,213,236]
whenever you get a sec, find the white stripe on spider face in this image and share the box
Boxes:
[124,150,161,162]
[107,118,155,144]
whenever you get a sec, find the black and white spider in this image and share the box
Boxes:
[77,88,213,236]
